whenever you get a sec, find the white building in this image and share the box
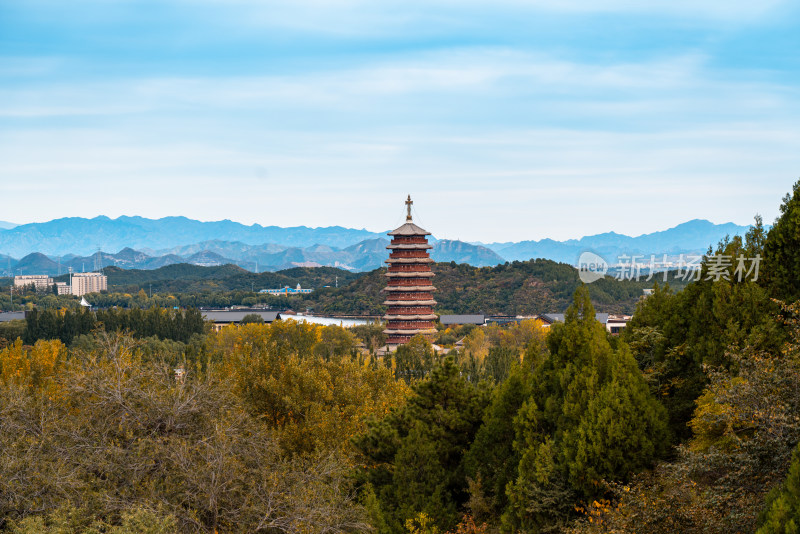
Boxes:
[259,283,313,296]
[71,272,107,296]
[14,274,53,291]
[55,282,71,295]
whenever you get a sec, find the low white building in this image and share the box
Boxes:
[260,283,313,296]
[55,282,71,295]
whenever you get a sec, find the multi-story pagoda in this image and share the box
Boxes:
[383,195,437,347]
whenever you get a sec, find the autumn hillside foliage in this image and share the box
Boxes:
[0,322,406,533]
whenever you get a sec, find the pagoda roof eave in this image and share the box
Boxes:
[386,258,435,264]
[383,314,438,321]
[384,328,438,335]
[388,222,431,236]
[384,299,437,306]
[386,244,432,250]
[384,271,435,278]
[383,286,437,292]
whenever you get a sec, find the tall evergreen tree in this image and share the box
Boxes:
[354,357,489,533]
[763,179,800,302]
[463,365,534,521]
[504,286,668,531]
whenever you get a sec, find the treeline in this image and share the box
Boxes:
[24,307,206,345]
[0,289,294,313]
[2,258,684,317]
[0,265,361,312]
[100,264,361,294]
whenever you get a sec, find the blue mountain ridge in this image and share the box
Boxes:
[0,216,756,275]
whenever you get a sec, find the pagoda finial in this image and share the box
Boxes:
[405,195,413,222]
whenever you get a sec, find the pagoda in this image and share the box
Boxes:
[383,195,437,347]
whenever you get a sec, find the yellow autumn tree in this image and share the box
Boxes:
[210,323,410,456]
[0,338,65,390]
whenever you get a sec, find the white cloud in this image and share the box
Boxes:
[1,117,797,241]
[0,48,786,126]
[1,41,797,241]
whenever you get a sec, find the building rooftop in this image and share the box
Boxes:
[539,312,610,324]
[201,310,282,323]
[0,311,25,322]
[440,314,486,326]
[388,221,431,236]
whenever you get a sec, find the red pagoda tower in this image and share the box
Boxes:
[383,195,437,347]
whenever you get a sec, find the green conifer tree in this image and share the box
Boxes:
[763,180,800,302]
[758,442,800,534]
[354,357,489,533]
[504,286,668,531]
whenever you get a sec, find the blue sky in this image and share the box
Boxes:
[1,0,798,242]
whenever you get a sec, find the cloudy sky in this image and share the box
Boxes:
[1,0,798,242]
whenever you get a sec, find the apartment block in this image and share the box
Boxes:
[14,274,53,291]
[71,272,107,296]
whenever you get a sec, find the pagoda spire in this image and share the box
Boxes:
[405,194,413,221]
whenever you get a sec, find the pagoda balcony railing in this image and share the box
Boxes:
[385,271,435,278]
[386,259,435,267]
[386,321,435,330]
[384,301,436,308]
[390,237,429,245]
[386,243,433,251]
[388,265,434,272]
[389,250,431,258]
[388,307,434,315]
[387,279,435,287]
[383,293,434,300]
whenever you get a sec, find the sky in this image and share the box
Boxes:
[1,0,798,243]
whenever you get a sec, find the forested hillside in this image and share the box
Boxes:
[99,264,362,293]
[2,259,684,316]
[301,259,689,316]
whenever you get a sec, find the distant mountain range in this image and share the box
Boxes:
[0,239,504,277]
[0,216,384,257]
[486,219,755,265]
[0,216,753,276]
[0,221,17,230]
